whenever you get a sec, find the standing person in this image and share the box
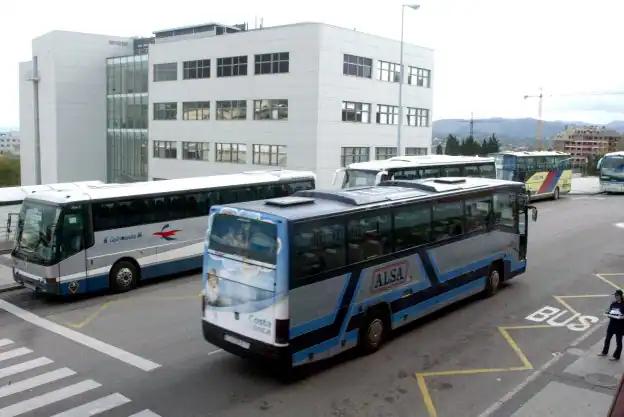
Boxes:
[599,289,624,361]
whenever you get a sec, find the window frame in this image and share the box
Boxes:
[152,140,178,159]
[376,104,399,125]
[377,60,402,83]
[343,54,373,78]
[407,107,430,127]
[182,141,210,161]
[252,144,287,166]
[253,99,288,120]
[375,147,398,160]
[341,146,370,167]
[153,102,177,121]
[216,56,248,77]
[254,52,289,75]
[408,66,431,88]
[342,101,371,123]
[153,62,177,82]
[183,59,210,80]
[182,101,210,120]
[215,100,247,120]
[215,142,247,164]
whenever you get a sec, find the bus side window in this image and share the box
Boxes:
[393,169,419,180]
[292,220,346,280]
[464,165,480,177]
[465,196,492,233]
[493,192,515,228]
[444,166,461,177]
[421,168,441,179]
[432,200,464,241]
[479,164,496,179]
[393,204,431,250]
[347,212,392,263]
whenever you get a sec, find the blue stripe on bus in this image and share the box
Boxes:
[429,251,506,283]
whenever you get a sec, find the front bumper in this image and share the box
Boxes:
[12,268,59,294]
[202,320,290,365]
[601,182,624,193]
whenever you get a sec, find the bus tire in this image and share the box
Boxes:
[484,264,502,297]
[109,260,139,292]
[359,309,388,354]
[553,187,560,200]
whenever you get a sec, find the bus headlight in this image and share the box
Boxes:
[206,270,219,304]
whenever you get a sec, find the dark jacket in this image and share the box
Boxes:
[607,302,624,333]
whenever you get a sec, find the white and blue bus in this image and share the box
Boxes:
[11,171,314,296]
[598,152,624,193]
[201,177,536,367]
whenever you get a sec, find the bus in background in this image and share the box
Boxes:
[201,177,535,368]
[597,152,624,193]
[495,151,572,200]
[12,171,314,296]
[0,181,103,251]
[335,155,496,188]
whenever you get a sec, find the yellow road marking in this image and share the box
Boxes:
[595,274,623,290]
[416,374,438,417]
[553,296,577,315]
[64,301,114,329]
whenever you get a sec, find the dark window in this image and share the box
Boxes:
[153,102,177,120]
[465,196,492,233]
[421,167,441,178]
[394,204,431,250]
[375,147,397,160]
[341,147,369,167]
[343,54,373,78]
[182,101,210,120]
[444,166,462,176]
[293,220,346,280]
[153,140,177,159]
[432,200,464,241]
[182,142,209,161]
[392,168,420,180]
[342,101,370,123]
[464,164,480,176]
[479,164,496,179]
[216,56,248,77]
[216,100,246,120]
[153,63,177,81]
[408,66,431,88]
[254,52,289,74]
[493,192,515,228]
[215,143,246,163]
[183,59,210,79]
[253,99,288,120]
[347,213,392,263]
[59,205,85,259]
[405,147,428,156]
[252,144,287,166]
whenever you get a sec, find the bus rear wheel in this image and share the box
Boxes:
[359,310,388,354]
[553,187,560,200]
[484,265,502,297]
[110,260,138,292]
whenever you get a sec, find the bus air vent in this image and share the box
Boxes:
[433,178,467,184]
[265,196,315,207]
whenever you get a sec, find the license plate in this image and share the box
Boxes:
[224,334,250,349]
[22,280,36,290]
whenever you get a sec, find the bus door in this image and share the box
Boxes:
[57,204,88,293]
[518,202,527,260]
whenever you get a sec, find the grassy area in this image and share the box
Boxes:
[0,156,20,186]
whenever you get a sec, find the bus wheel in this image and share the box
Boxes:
[110,260,138,292]
[553,187,560,200]
[484,265,502,297]
[360,310,387,354]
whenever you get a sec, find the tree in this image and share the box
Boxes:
[486,134,500,154]
[444,134,461,155]
[460,136,481,156]
[0,156,20,187]
[435,144,443,155]
[481,138,488,155]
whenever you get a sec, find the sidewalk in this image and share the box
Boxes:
[0,253,18,292]
[570,176,601,195]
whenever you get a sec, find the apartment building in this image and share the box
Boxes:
[553,125,624,168]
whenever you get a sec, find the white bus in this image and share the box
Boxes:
[0,182,103,250]
[11,171,314,296]
[335,155,496,188]
[598,152,624,193]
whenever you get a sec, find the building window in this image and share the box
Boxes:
[407,107,430,127]
[153,102,177,120]
[252,144,287,166]
[378,60,401,83]
[408,66,431,88]
[342,101,370,123]
[254,52,289,74]
[253,100,288,120]
[216,56,247,77]
[343,54,373,78]
[182,142,210,161]
[341,147,369,167]
[405,147,428,156]
[183,59,210,79]
[215,143,247,163]
[376,105,399,125]
[153,63,177,82]
[376,147,397,160]
[216,100,247,120]
[182,102,210,120]
[153,141,177,159]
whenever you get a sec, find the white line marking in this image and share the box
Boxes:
[0,300,160,372]
[0,348,32,363]
[49,392,131,417]
[0,379,101,417]
[0,340,13,348]
[207,349,223,356]
[0,357,54,379]
[128,410,162,417]
[476,318,606,417]
[0,367,76,399]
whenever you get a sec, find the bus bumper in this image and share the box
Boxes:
[601,182,624,193]
[12,268,60,294]
[202,320,289,365]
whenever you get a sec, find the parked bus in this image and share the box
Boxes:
[201,177,536,368]
[11,171,315,296]
[335,155,496,188]
[0,182,103,251]
[597,152,624,193]
[495,151,572,200]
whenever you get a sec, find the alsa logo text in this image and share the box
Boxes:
[371,261,409,292]
[153,224,181,241]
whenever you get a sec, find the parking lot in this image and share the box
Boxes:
[0,193,623,417]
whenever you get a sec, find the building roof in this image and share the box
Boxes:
[153,22,245,37]
[221,177,523,221]
[603,151,624,157]
[346,155,494,171]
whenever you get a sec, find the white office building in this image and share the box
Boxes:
[19,22,433,187]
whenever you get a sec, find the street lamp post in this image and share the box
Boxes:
[397,4,420,157]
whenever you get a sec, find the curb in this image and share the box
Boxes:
[0,283,21,294]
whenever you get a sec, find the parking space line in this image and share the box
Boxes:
[0,357,54,379]
[0,339,13,348]
[0,300,160,372]
[0,348,32,363]
[128,410,162,417]
[65,301,114,330]
[595,273,622,290]
[49,392,131,417]
[0,367,76,399]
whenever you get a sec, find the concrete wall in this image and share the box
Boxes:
[19,61,35,184]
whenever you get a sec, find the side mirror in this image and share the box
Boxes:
[531,207,538,222]
[375,170,389,185]
[332,168,344,186]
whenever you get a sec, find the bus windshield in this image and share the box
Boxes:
[343,170,379,188]
[14,201,61,265]
[208,213,277,265]
[601,156,624,172]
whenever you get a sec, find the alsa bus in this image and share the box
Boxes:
[201,177,536,368]
[495,151,572,200]
[11,171,314,296]
[597,152,624,193]
[335,155,496,188]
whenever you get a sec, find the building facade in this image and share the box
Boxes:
[19,23,433,187]
[552,125,624,168]
[0,132,19,156]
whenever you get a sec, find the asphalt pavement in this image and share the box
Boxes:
[0,193,622,417]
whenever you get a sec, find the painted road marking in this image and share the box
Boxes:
[0,300,160,372]
[0,367,76,399]
[0,340,13,348]
[615,222,624,229]
[525,306,599,331]
[49,392,131,417]
[128,410,162,417]
[0,357,53,379]
[0,379,101,417]
[0,348,32,363]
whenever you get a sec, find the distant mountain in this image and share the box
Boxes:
[432,118,623,145]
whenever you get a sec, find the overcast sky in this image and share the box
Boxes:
[2,0,623,129]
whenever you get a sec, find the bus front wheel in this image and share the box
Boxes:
[359,309,388,354]
[553,187,560,200]
[110,260,139,292]
[484,265,502,297]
